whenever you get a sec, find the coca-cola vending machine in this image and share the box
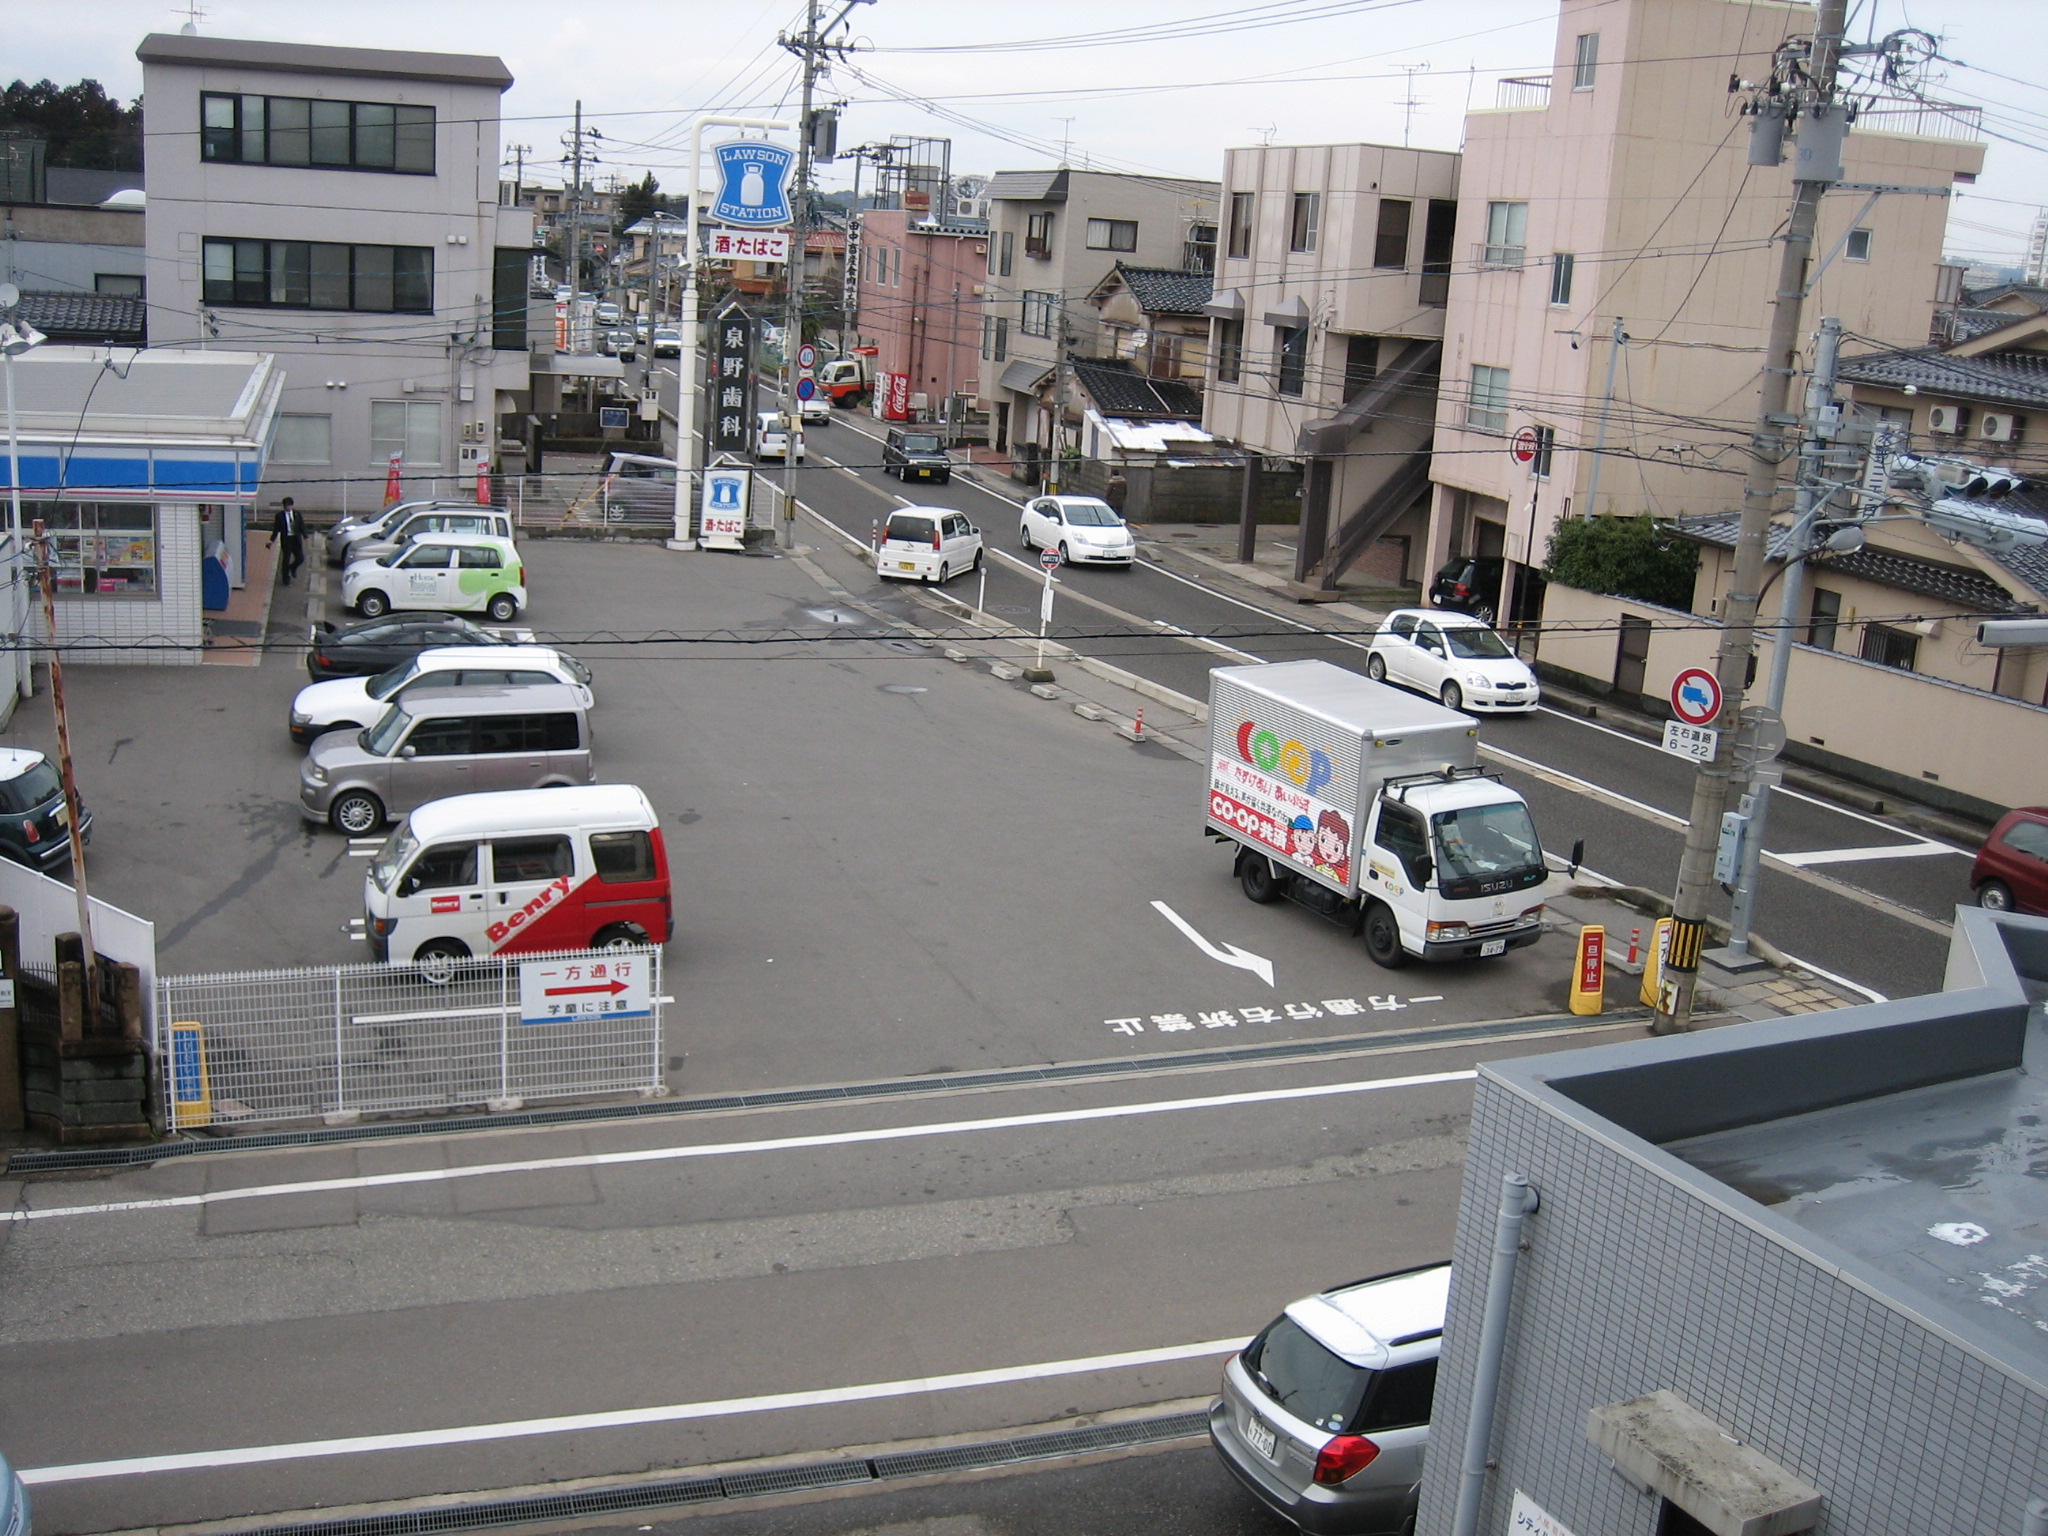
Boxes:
[882,372,912,421]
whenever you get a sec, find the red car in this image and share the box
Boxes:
[1971,807,2048,914]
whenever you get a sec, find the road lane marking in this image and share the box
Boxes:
[1480,742,1687,827]
[17,1335,1252,1485]
[4,1069,1477,1224]
[1775,842,1966,867]
[1150,901,1276,987]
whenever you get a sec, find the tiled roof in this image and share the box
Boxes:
[1836,346,2048,410]
[15,290,146,346]
[1069,357,1202,419]
[1962,283,2048,309]
[985,170,1066,203]
[1669,511,2040,612]
[1110,262,1213,315]
[1950,307,2030,342]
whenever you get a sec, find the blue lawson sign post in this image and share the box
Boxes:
[710,141,795,227]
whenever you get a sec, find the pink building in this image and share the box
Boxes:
[850,209,990,421]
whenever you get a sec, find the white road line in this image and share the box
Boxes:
[5,1069,1477,1224]
[1774,842,1965,868]
[17,1336,1251,1486]
[1479,741,1687,828]
[1781,958,1889,1004]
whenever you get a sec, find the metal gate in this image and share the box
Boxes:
[156,947,663,1129]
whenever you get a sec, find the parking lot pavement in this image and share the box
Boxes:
[0,534,1680,1099]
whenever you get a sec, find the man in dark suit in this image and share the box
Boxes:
[269,496,305,585]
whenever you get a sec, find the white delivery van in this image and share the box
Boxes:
[1206,660,1559,967]
[364,784,671,972]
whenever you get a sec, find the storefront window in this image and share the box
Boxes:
[24,502,159,597]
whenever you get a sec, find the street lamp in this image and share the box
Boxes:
[0,290,48,701]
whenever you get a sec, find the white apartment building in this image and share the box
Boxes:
[138,32,535,517]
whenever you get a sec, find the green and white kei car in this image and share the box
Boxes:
[342,533,526,623]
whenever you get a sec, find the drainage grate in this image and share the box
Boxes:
[5,1011,1632,1173]
[720,1461,871,1499]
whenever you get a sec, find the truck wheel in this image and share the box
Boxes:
[1366,654,1388,682]
[413,938,471,986]
[1238,849,1285,904]
[1362,901,1409,969]
[592,923,647,950]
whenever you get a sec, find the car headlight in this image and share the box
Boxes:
[1521,904,1546,924]
[306,763,328,786]
[1468,673,1491,688]
[1427,920,1471,941]
[290,711,310,727]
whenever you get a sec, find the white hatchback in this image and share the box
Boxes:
[1019,495,1136,566]
[755,410,806,462]
[289,645,593,746]
[876,506,983,585]
[1365,609,1539,713]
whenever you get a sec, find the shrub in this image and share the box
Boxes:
[1542,515,1699,609]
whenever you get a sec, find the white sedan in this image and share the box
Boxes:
[1019,495,1136,566]
[1365,608,1540,713]
[289,645,592,746]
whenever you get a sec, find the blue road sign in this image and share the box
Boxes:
[795,377,818,402]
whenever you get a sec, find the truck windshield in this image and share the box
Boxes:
[1443,627,1512,660]
[1431,802,1542,881]
[368,827,419,894]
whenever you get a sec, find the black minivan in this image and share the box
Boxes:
[0,749,90,870]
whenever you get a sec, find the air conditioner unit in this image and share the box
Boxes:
[1980,411,2023,443]
[1928,404,1968,434]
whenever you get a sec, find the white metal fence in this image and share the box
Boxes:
[156,946,663,1129]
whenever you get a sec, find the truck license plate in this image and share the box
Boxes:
[1481,939,1506,956]
[1245,1415,1277,1460]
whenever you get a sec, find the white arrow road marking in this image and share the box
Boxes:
[1151,900,1275,987]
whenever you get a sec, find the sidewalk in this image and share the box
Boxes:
[200,535,278,666]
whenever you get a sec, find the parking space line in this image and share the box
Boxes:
[18,1335,1251,1485]
[1775,842,1966,868]
[4,1068,1477,1224]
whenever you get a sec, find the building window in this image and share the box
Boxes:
[1483,202,1527,267]
[1467,365,1509,432]
[1861,622,1919,671]
[1227,192,1255,260]
[1373,199,1412,269]
[1573,32,1599,91]
[270,414,332,465]
[1214,318,1242,383]
[994,229,1014,276]
[1531,424,1556,477]
[1275,326,1307,396]
[1184,221,1217,274]
[1025,212,1054,259]
[202,237,433,312]
[1549,252,1575,306]
[370,400,443,467]
[1289,192,1321,253]
[981,314,1008,362]
[491,248,527,350]
[1343,335,1378,401]
[1021,290,1058,338]
[200,92,435,174]
[1086,218,1138,252]
[25,501,158,597]
[1420,198,1456,306]
[1846,227,1873,262]
[94,273,143,297]
[1808,587,1842,650]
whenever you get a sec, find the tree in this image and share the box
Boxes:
[0,79,141,168]
[1542,514,1700,609]
[616,172,663,234]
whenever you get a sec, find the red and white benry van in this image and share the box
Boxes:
[364,785,671,968]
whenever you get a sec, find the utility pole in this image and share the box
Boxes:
[1047,308,1071,495]
[1653,0,1849,1032]
[30,522,95,998]
[566,103,584,351]
[505,143,529,202]
[778,0,824,552]
[1580,316,1625,521]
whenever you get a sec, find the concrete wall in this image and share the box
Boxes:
[1,203,146,295]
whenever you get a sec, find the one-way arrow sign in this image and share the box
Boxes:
[544,979,630,997]
[1151,900,1275,987]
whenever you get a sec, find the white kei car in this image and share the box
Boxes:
[289,645,592,746]
[755,410,806,462]
[1019,495,1136,566]
[1364,608,1540,713]
[876,506,983,585]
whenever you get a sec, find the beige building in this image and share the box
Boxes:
[1202,141,1459,593]
[1426,0,1985,623]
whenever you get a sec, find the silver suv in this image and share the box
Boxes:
[1209,1262,1447,1535]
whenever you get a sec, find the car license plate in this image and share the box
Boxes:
[1245,1415,1278,1460]
[53,802,69,828]
[1481,938,1506,956]
[897,561,916,571]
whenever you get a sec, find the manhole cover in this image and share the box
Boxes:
[881,684,928,695]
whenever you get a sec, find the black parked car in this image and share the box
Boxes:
[306,614,535,681]
[1429,555,1507,625]
[0,749,90,871]
[882,427,952,484]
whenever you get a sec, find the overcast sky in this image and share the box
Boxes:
[17,1,2046,265]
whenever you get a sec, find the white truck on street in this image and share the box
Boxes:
[1205,660,1560,968]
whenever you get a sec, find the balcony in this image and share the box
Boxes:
[1494,75,1551,111]
[1854,100,1985,143]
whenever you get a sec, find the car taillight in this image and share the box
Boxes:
[23,821,37,844]
[515,567,525,586]
[1312,1435,1381,1485]
[932,531,943,552]
[315,653,332,668]
[1453,582,1470,596]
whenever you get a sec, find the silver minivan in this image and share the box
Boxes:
[1209,1263,1447,1535]
[298,684,594,834]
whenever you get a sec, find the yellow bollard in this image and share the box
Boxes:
[169,1020,212,1127]
[1569,925,1607,1016]
[1639,916,1674,1009]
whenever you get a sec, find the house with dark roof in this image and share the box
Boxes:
[1086,263,1212,389]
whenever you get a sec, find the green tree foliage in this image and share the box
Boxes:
[1542,514,1700,609]
[1,79,142,168]
[615,172,665,233]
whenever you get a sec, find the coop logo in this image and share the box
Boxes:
[1235,720,1333,797]
[487,876,573,945]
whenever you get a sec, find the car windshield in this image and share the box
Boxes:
[362,703,413,757]
[367,659,422,701]
[901,434,942,452]
[1443,626,1512,660]
[1431,801,1543,881]
[367,827,419,895]
[0,760,62,815]
[887,515,936,543]
[1061,502,1121,527]
[1244,1316,1371,1435]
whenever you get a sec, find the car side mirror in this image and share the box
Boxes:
[401,745,417,759]
[1417,859,1434,887]
[1568,838,1584,877]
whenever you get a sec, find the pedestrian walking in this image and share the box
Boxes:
[270,496,305,586]
[1103,470,1129,514]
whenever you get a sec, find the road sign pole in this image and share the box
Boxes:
[1031,545,1061,677]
